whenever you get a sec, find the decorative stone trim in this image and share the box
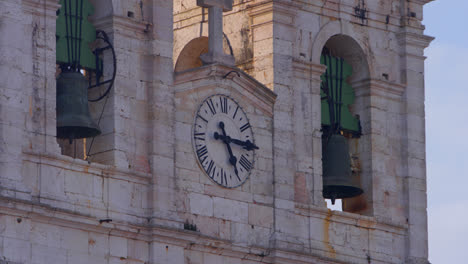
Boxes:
[397,32,435,50]
[352,79,406,100]
[23,150,152,183]
[291,59,326,81]
[174,63,277,114]
[247,0,301,28]
[93,15,153,39]
[0,196,151,240]
[294,203,407,235]
[22,0,60,18]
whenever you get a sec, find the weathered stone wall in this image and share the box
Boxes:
[0,0,173,263]
[172,0,433,264]
[173,64,276,248]
[1,0,432,263]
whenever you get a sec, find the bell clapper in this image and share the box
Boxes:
[331,194,336,205]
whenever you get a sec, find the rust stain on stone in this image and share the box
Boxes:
[343,195,367,213]
[294,172,310,204]
[323,209,336,258]
[88,238,96,245]
[134,155,150,173]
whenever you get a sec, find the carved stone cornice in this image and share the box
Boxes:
[93,15,153,40]
[292,59,326,81]
[23,150,152,183]
[174,63,276,116]
[247,0,301,28]
[22,0,60,18]
[352,79,406,101]
[397,31,434,49]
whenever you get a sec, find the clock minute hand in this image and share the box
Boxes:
[230,138,259,151]
[216,122,239,177]
[214,133,259,151]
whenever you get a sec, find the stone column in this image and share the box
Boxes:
[197,0,235,65]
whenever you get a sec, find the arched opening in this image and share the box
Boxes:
[174,36,233,72]
[320,34,373,215]
[175,37,209,72]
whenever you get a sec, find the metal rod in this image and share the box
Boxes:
[88,79,112,89]
[77,0,84,70]
[74,0,79,69]
[86,92,110,158]
[64,0,71,65]
[337,57,343,131]
[326,54,336,131]
[69,0,75,67]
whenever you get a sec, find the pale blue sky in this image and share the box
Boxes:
[424,0,468,263]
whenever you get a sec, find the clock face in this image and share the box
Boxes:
[193,94,256,188]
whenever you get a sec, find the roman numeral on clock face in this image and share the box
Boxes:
[207,99,216,115]
[220,168,227,186]
[197,114,208,123]
[239,155,252,172]
[206,160,215,176]
[197,145,208,159]
[220,96,228,114]
[232,106,239,119]
[240,122,251,132]
[194,132,205,141]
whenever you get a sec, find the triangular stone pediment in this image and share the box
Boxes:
[174,63,276,117]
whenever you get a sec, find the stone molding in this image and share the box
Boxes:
[23,151,152,182]
[1,194,402,264]
[0,196,151,240]
[291,59,326,81]
[22,0,60,18]
[247,0,301,28]
[294,203,407,235]
[175,63,277,115]
[397,31,434,51]
[352,78,406,101]
[93,15,153,39]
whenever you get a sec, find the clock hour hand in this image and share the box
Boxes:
[213,133,259,151]
[216,122,239,177]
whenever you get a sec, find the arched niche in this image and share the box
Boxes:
[319,34,373,216]
[322,34,370,84]
[175,36,233,73]
[174,37,209,72]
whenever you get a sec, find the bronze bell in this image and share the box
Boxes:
[322,134,363,204]
[56,71,101,141]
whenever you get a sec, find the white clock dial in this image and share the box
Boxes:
[193,94,257,188]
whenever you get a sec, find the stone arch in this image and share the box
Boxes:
[311,21,373,81]
[315,24,374,216]
[175,35,234,72]
[175,37,209,72]
[322,35,370,83]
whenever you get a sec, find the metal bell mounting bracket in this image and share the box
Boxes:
[87,30,117,102]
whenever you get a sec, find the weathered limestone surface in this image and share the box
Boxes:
[1,0,432,263]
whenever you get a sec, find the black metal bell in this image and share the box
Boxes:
[56,71,101,141]
[322,134,363,204]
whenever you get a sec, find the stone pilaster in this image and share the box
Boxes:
[397,2,434,260]
[0,0,60,200]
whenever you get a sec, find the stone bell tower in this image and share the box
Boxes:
[0,0,432,263]
[174,0,433,263]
